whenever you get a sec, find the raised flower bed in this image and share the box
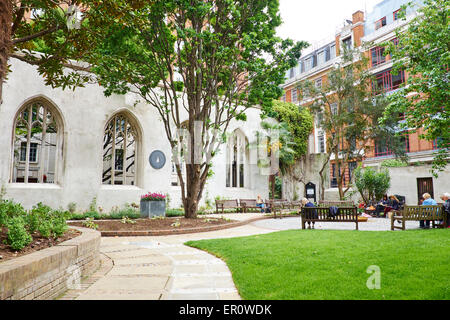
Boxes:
[140,192,166,218]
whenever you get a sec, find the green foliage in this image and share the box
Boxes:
[4,1,106,97]
[121,216,136,224]
[88,197,98,213]
[6,216,32,251]
[269,176,283,199]
[271,100,314,160]
[166,209,186,217]
[0,200,26,227]
[82,0,307,219]
[381,159,408,168]
[0,200,69,250]
[382,0,449,175]
[187,229,450,300]
[354,165,391,203]
[109,204,140,219]
[82,217,98,230]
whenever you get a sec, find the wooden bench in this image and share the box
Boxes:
[391,205,447,230]
[265,199,291,218]
[215,199,241,214]
[301,207,359,230]
[239,199,261,213]
[318,200,354,207]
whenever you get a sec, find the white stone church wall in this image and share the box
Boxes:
[0,59,268,212]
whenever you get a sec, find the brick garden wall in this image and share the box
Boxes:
[0,227,101,300]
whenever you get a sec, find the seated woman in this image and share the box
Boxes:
[384,195,400,216]
[375,195,389,217]
[256,195,265,213]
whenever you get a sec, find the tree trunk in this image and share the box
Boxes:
[0,0,12,104]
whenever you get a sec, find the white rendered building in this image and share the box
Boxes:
[0,58,269,211]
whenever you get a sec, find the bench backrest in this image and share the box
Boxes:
[266,199,288,208]
[303,207,358,220]
[318,200,354,207]
[216,199,239,208]
[240,199,257,207]
[401,205,444,219]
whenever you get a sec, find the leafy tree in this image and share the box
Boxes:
[297,48,406,200]
[0,0,141,103]
[382,0,449,175]
[87,0,307,218]
[354,165,391,204]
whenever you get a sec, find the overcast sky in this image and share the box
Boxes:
[277,0,382,44]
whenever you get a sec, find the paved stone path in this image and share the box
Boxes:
[58,214,422,300]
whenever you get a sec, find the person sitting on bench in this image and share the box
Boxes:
[420,193,437,229]
[256,195,265,213]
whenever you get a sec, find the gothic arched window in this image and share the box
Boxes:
[226,129,248,188]
[102,113,139,185]
[11,99,63,184]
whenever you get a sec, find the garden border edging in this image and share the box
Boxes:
[99,214,296,237]
[0,227,101,300]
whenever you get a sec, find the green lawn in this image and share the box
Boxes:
[186,229,450,300]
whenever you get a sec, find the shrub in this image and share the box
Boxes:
[50,213,68,238]
[354,165,391,203]
[37,218,52,238]
[25,211,41,234]
[6,216,33,250]
[82,217,98,230]
[83,211,102,219]
[0,200,26,226]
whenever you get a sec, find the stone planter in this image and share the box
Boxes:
[140,200,166,218]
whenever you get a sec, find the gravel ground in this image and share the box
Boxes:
[250,216,424,231]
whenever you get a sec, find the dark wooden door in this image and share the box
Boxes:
[417,177,434,201]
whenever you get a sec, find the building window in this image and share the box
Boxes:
[330,45,336,59]
[103,113,139,185]
[12,100,62,184]
[20,142,38,162]
[348,162,358,182]
[318,50,326,66]
[281,92,286,102]
[374,134,410,157]
[371,46,386,67]
[315,78,322,89]
[226,129,248,188]
[375,17,387,30]
[342,37,352,51]
[393,9,403,21]
[391,37,399,47]
[289,67,296,79]
[331,163,336,186]
[330,103,338,116]
[318,131,325,153]
[304,57,313,72]
[292,89,298,103]
[373,69,405,94]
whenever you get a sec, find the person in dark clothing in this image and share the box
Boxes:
[302,198,317,229]
[376,194,389,217]
[384,195,400,216]
[439,193,450,228]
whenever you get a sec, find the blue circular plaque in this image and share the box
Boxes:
[149,150,166,169]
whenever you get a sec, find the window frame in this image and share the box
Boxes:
[375,16,387,30]
[370,46,386,67]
